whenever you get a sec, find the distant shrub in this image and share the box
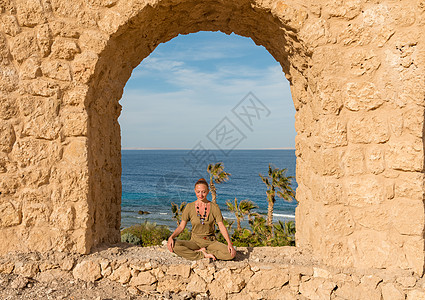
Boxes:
[121,221,171,246]
[176,228,191,240]
[121,232,141,245]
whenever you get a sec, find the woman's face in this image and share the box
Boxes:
[194,184,209,201]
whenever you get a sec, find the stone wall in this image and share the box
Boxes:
[1,245,425,299]
[0,0,424,277]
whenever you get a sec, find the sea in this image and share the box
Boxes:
[121,150,297,231]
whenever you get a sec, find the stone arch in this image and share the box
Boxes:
[84,0,311,250]
[0,0,424,275]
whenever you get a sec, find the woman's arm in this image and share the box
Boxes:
[217,221,236,258]
[167,220,187,253]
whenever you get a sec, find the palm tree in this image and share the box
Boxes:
[259,164,295,227]
[207,162,231,203]
[226,197,258,231]
[170,202,186,226]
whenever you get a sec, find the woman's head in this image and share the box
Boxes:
[194,178,209,201]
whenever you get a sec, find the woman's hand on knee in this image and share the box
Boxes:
[167,237,174,253]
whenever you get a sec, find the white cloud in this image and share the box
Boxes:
[119,32,295,149]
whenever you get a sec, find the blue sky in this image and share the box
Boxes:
[119,31,296,149]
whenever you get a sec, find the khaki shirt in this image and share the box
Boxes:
[182,202,224,237]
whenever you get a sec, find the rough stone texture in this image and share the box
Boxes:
[0,0,424,281]
[0,245,425,299]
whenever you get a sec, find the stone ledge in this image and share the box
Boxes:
[0,244,424,299]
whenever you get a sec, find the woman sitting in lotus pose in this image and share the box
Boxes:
[167,178,236,260]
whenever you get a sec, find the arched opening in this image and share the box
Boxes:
[84,0,311,251]
[117,31,297,231]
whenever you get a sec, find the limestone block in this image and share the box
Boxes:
[403,107,424,138]
[0,201,21,227]
[391,198,424,236]
[299,18,330,48]
[388,113,403,136]
[129,271,156,286]
[0,123,16,152]
[320,116,347,147]
[396,276,417,288]
[0,173,20,194]
[60,257,75,271]
[16,0,47,27]
[50,20,80,38]
[323,206,355,237]
[246,269,289,292]
[0,64,19,92]
[347,229,391,269]
[313,267,331,279]
[394,173,423,200]
[335,281,381,300]
[407,290,425,300]
[350,204,390,232]
[36,269,72,282]
[381,283,404,300]
[50,38,80,60]
[345,175,385,207]
[214,268,245,293]
[19,56,42,79]
[109,264,131,284]
[0,261,14,274]
[317,80,343,115]
[156,276,185,293]
[186,273,207,293]
[11,139,61,168]
[349,49,381,76]
[344,82,383,111]
[193,264,216,283]
[1,15,21,37]
[72,260,101,282]
[165,264,191,278]
[299,278,336,300]
[14,261,39,278]
[314,148,342,177]
[41,60,72,81]
[50,0,85,19]
[72,51,98,83]
[386,139,423,172]
[271,2,307,32]
[62,86,89,107]
[0,33,11,66]
[0,154,7,173]
[22,115,60,140]
[50,204,75,231]
[208,280,227,299]
[24,78,61,97]
[36,24,52,57]
[236,265,254,283]
[341,146,365,175]
[0,96,18,120]
[10,31,39,63]
[365,146,385,174]
[331,273,351,284]
[79,29,108,53]
[348,115,389,144]
[97,9,125,35]
[61,110,88,136]
[323,0,363,20]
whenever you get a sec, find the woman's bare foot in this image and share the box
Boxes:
[196,247,216,260]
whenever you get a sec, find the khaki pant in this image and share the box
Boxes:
[173,235,234,261]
